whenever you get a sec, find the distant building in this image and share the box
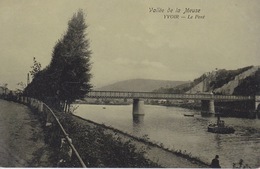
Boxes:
[0,86,10,95]
[0,86,4,94]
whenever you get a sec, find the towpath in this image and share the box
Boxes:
[0,99,54,167]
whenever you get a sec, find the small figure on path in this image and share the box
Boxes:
[210,155,221,168]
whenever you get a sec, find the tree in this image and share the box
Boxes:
[24,9,92,112]
[16,82,26,95]
[49,9,92,112]
[29,57,42,79]
[3,83,8,96]
[24,59,55,100]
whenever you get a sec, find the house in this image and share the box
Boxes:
[0,86,10,95]
[0,86,5,95]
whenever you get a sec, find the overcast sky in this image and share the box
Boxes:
[0,0,260,90]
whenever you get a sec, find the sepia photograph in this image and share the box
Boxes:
[0,0,259,168]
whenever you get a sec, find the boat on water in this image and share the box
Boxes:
[184,114,194,117]
[208,123,235,134]
[207,114,235,134]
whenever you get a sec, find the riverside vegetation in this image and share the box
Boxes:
[2,94,162,167]
[47,108,211,167]
[43,109,161,167]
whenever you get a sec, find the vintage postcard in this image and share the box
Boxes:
[0,0,259,168]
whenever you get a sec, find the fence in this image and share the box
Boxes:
[17,96,86,167]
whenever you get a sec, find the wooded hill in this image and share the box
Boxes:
[154,65,260,96]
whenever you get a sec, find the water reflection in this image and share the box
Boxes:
[201,112,214,117]
[132,115,144,135]
[214,134,222,149]
[133,114,144,124]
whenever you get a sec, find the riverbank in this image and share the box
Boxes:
[55,110,210,168]
[1,98,208,167]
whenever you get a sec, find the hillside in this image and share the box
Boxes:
[155,65,260,96]
[96,79,187,92]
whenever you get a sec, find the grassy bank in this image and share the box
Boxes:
[52,111,209,168]
[52,111,161,167]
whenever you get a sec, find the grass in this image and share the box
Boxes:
[54,111,161,167]
[59,113,209,167]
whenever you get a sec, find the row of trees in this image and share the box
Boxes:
[24,10,92,112]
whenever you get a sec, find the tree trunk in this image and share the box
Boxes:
[64,101,68,113]
[62,101,66,112]
[67,103,71,113]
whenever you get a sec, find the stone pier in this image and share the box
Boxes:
[132,99,145,123]
[255,95,260,111]
[201,100,215,115]
[255,95,260,118]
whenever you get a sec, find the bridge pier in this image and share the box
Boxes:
[201,100,215,116]
[133,99,145,123]
[255,95,260,118]
[255,95,260,111]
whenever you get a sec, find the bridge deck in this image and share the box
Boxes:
[86,91,253,101]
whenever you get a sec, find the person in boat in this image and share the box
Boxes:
[216,114,225,127]
[217,120,225,127]
[210,155,221,168]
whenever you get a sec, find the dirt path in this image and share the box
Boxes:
[0,99,54,167]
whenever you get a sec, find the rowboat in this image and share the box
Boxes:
[184,114,194,117]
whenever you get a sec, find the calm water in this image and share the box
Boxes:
[74,104,260,168]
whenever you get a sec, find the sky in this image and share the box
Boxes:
[0,0,260,90]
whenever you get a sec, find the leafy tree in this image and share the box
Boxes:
[25,9,92,112]
[2,83,8,96]
[24,67,54,100]
[16,82,26,95]
[29,57,42,79]
[55,10,92,112]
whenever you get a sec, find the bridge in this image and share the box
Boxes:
[86,91,253,101]
[86,91,260,119]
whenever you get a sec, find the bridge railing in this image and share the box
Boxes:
[86,91,253,101]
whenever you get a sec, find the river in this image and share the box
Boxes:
[73,104,260,168]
